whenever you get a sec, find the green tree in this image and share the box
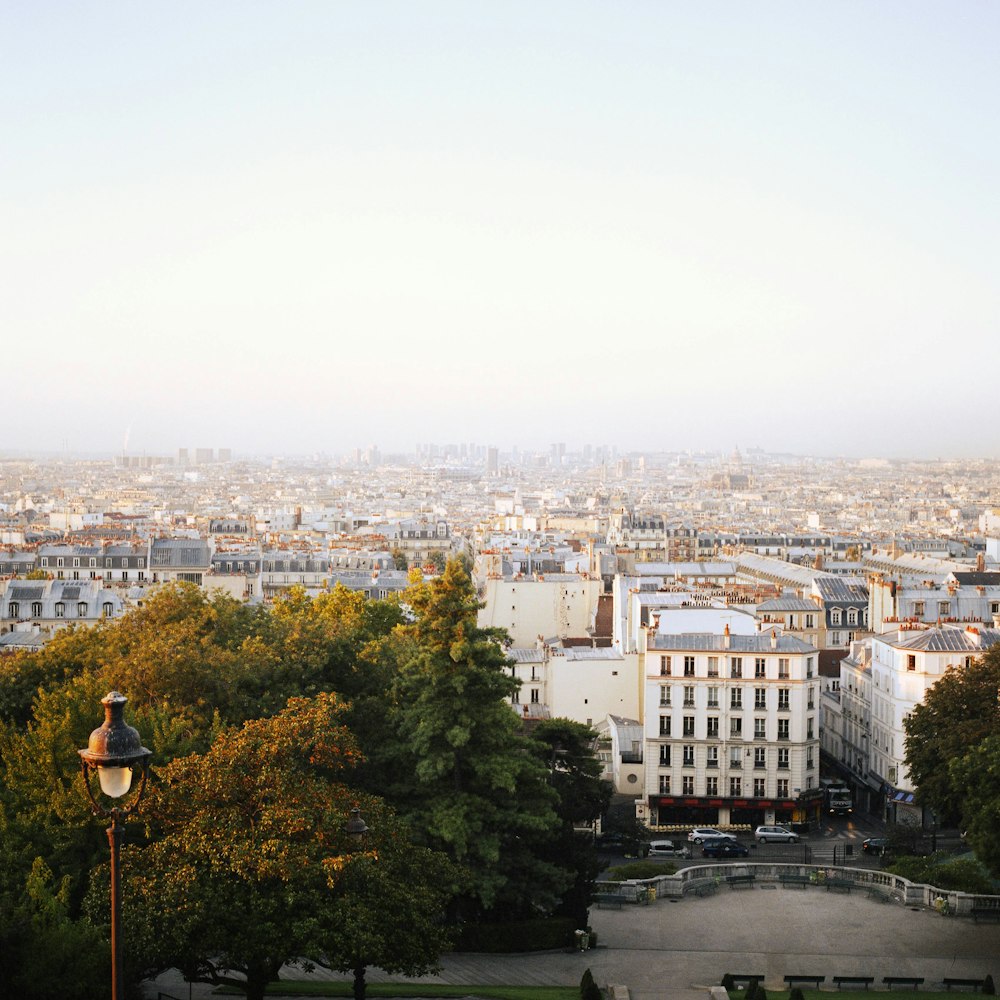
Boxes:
[391,549,408,571]
[903,645,1000,824]
[106,693,452,1000]
[426,550,448,573]
[375,560,564,919]
[949,735,1000,877]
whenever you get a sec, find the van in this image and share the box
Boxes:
[648,839,692,859]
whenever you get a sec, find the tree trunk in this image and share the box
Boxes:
[353,962,367,1000]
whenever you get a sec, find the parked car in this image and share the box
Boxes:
[755,824,800,844]
[862,837,889,855]
[702,838,750,858]
[687,827,738,844]
[648,839,692,859]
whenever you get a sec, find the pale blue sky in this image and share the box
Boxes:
[3,2,998,458]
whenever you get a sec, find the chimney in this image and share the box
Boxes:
[724,623,731,649]
[770,629,778,650]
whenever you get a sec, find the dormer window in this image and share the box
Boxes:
[32,602,42,617]
[8,602,18,618]
[55,602,65,618]
[77,602,88,617]
[831,607,842,626]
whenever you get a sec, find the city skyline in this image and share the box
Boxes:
[5,2,999,458]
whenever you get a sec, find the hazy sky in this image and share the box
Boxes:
[4,2,998,459]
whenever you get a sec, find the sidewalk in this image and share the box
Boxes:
[147,887,999,999]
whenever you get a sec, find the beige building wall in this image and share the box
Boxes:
[479,575,602,645]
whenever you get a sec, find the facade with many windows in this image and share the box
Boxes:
[639,619,820,830]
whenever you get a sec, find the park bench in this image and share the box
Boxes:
[970,906,1000,923]
[866,884,894,903]
[779,874,810,889]
[942,979,985,992]
[825,877,855,893]
[883,976,924,990]
[685,877,719,897]
[726,874,756,890]
[785,975,825,989]
[594,892,623,910]
[726,975,765,989]
[833,976,876,990]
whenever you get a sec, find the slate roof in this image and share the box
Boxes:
[893,626,1000,653]
[649,633,816,653]
[757,597,819,612]
[813,577,869,602]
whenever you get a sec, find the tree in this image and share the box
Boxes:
[903,646,1000,824]
[374,559,564,919]
[107,693,454,1000]
[391,549,408,571]
[949,735,1000,877]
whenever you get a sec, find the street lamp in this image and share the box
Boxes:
[79,692,152,1000]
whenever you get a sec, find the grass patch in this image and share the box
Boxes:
[216,983,580,1000]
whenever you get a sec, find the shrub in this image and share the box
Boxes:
[581,968,602,1000]
[452,917,577,952]
[789,988,805,1000]
[886,855,994,894]
[982,975,995,996]
[721,974,735,990]
[756,987,768,1000]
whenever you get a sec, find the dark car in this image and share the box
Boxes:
[701,838,750,858]
[862,837,888,855]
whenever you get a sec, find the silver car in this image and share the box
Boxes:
[648,839,692,859]
[755,824,800,844]
[687,827,738,844]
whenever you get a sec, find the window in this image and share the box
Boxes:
[807,687,815,710]
[659,716,671,737]
[778,689,790,710]
[706,717,719,738]
[754,746,766,768]
[682,776,695,795]
[660,655,671,676]
[659,685,670,706]
[777,719,790,741]
[778,658,790,679]
[106,558,112,567]
[57,557,64,567]
[754,687,767,709]
[706,776,718,796]
[659,745,670,766]
[831,607,842,626]
[683,685,695,706]
[755,657,766,678]
[729,777,742,797]
[754,717,766,740]
[938,600,951,617]
[659,775,671,794]
[89,557,96,567]
[991,602,1000,616]
[32,602,42,617]
[753,778,766,797]
[77,602,87,617]
[914,600,925,617]
[729,717,743,738]
[683,655,695,676]
[806,752,814,770]
[8,602,18,618]
[530,688,539,703]
[73,557,80,567]
[907,655,916,672]
[707,656,719,677]
[730,657,743,678]
[730,688,743,709]
[707,746,719,768]
[848,608,858,625]
[41,557,48,567]
[777,778,789,797]
[683,745,694,766]
[830,632,842,646]
[683,716,695,736]
[55,602,65,618]
[102,602,113,617]
[805,614,814,628]
[807,717,814,739]
[807,657,814,678]
[730,748,742,768]
[778,748,790,769]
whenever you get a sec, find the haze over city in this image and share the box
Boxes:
[4,2,999,458]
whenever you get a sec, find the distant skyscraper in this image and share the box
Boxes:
[487,447,499,475]
[195,448,214,464]
[177,447,189,465]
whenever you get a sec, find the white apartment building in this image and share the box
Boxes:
[639,618,821,831]
[479,574,602,646]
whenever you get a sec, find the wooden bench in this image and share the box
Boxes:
[594,892,623,909]
[866,884,894,903]
[785,975,825,989]
[884,976,924,990]
[833,976,876,990]
[971,907,1000,923]
[942,979,985,992]
[726,874,756,890]
[779,874,810,889]
[685,878,719,897]
[825,878,855,893]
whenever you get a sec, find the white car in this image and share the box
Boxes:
[648,839,693,859]
[687,827,738,844]
[755,824,800,844]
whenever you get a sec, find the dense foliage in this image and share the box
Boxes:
[0,564,608,997]
[903,644,1000,875]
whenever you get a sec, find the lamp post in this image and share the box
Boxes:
[78,692,152,1000]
